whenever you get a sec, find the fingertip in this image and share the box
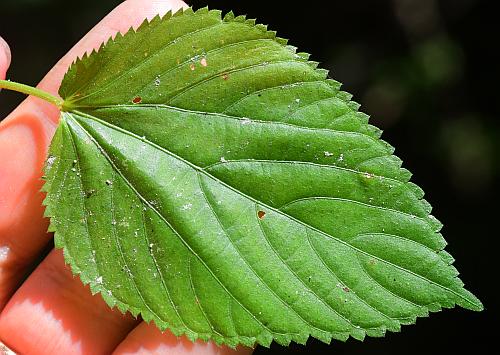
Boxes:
[0,249,138,355]
[36,0,188,98]
[0,35,11,80]
[146,0,189,18]
[114,322,254,355]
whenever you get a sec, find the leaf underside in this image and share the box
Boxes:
[43,7,482,348]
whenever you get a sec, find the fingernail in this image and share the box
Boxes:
[0,340,16,355]
[0,35,11,67]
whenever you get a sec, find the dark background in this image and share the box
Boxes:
[0,0,496,354]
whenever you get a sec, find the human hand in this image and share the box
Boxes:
[0,1,253,354]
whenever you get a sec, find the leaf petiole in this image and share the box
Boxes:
[0,79,63,109]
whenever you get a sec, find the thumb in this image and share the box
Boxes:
[0,36,11,81]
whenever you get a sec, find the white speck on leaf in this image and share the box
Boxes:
[182,203,193,211]
[220,156,227,163]
[96,276,103,284]
[46,155,56,169]
[324,151,334,157]
[338,153,344,162]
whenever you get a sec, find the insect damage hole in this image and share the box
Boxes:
[257,210,266,220]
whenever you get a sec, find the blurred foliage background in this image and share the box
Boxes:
[0,0,496,354]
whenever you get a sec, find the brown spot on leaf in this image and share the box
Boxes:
[189,63,196,71]
[132,96,142,104]
[342,286,350,293]
[222,73,229,80]
[257,210,266,220]
[200,57,208,67]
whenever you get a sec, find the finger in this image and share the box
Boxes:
[114,322,254,355]
[0,249,138,354]
[0,340,15,355]
[0,0,187,309]
[0,35,11,80]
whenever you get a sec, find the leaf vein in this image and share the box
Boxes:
[285,95,340,120]
[220,80,327,114]
[69,115,290,337]
[355,252,423,311]
[69,20,225,103]
[69,111,477,309]
[197,173,323,333]
[187,256,227,337]
[278,196,427,224]
[167,60,312,105]
[80,104,389,151]
[139,201,189,330]
[253,203,359,331]
[133,38,280,100]
[109,170,170,325]
[305,229,396,328]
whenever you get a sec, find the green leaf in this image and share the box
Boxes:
[43,7,482,348]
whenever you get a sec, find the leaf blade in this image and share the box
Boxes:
[44,7,482,348]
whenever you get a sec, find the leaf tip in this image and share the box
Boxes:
[458,288,484,312]
[223,10,235,21]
